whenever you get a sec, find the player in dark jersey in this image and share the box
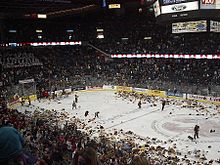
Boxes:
[95,111,100,118]
[138,100,142,109]
[161,100,166,111]
[72,101,77,109]
[85,111,89,117]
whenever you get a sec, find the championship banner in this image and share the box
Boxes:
[116,86,132,92]
[147,90,166,97]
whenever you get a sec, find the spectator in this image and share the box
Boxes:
[73,147,99,165]
[129,156,149,165]
[0,125,24,165]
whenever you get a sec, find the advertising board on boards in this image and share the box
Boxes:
[147,90,166,97]
[116,86,132,92]
[166,91,183,97]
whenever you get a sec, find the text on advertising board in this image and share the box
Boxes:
[162,0,193,5]
[202,0,215,4]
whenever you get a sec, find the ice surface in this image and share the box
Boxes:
[17,91,220,164]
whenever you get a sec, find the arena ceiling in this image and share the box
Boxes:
[0,0,156,19]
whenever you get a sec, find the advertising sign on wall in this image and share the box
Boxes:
[210,20,220,32]
[172,20,207,33]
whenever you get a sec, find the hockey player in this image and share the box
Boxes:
[194,125,200,139]
[20,97,25,106]
[138,100,142,109]
[75,94,79,103]
[85,111,89,117]
[161,100,166,111]
[72,101,77,109]
[28,97,31,106]
[95,111,100,118]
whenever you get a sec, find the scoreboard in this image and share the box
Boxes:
[161,1,198,14]
[154,0,220,22]
[200,0,220,9]
[158,0,220,8]
[161,0,196,5]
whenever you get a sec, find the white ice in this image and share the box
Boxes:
[17,91,220,164]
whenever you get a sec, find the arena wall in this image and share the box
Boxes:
[7,85,220,108]
[7,94,37,109]
[85,85,220,105]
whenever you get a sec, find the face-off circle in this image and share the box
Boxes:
[152,114,220,142]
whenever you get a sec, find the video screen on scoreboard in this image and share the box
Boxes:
[172,20,207,33]
[200,0,220,9]
[153,0,161,17]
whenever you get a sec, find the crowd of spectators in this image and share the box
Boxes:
[90,14,220,54]
[1,9,220,165]
[2,98,218,165]
[2,14,220,98]
[0,105,168,165]
[0,45,220,99]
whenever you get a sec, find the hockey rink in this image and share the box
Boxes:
[17,91,220,163]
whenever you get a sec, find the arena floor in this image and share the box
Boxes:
[17,91,220,164]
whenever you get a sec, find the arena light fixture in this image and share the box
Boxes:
[97,34,104,39]
[8,30,17,33]
[66,30,74,32]
[97,28,104,32]
[36,30,43,33]
[144,37,152,40]
[37,14,47,19]
[108,4,121,9]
